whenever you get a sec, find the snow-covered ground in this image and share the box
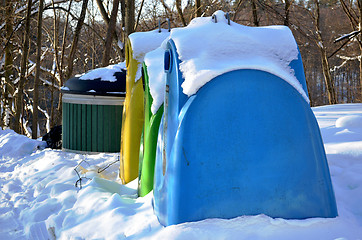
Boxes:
[1,103,362,240]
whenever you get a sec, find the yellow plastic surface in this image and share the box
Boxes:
[119,39,144,184]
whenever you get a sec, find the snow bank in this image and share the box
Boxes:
[128,29,170,82]
[169,10,307,102]
[335,115,362,129]
[0,142,121,239]
[151,214,361,240]
[1,104,362,239]
[0,128,46,158]
[79,62,126,82]
[144,47,167,114]
[313,104,362,239]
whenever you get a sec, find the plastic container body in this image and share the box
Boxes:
[119,39,145,184]
[153,40,338,226]
[138,63,164,196]
[61,68,125,153]
[62,94,123,153]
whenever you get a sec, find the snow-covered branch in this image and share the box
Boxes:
[334,30,361,43]
[330,55,360,72]
[37,106,50,133]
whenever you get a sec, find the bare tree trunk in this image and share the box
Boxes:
[134,0,145,31]
[176,0,187,27]
[65,0,89,80]
[284,0,292,26]
[304,57,314,106]
[50,0,61,127]
[59,0,73,82]
[251,0,259,26]
[3,0,15,128]
[344,70,347,102]
[233,0,247,21]
[95,0,110,23]
[54,0,73,127]
[125,0,135,36]
[32,0,44,139]
[14,0,33,134]
[95,0,120,49]
[102,0,120,66]
[347,68,352,102]
[359,0,362,100]
[55,0,88,126]
[51,0,62,86]
[195,0,201,17]
[314,0,337,104]
[160,0,172,22]
[121,0,126,44]
[52,0,60,76]
[340,0,362,101]
[50,74,55,128]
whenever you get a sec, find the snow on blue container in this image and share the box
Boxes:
[153,12,338,226]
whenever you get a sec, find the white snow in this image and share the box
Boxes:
[79,62,126,82]
[168,10,308,102]
[335,115,362,129]
[146,11,310,113]
[129,29,170,63]
[144,47,167,114]
[1,103,362,239]
[128,29,170,82]
[138,10,308,114]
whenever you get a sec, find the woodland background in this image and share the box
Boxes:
[0,0,361,138]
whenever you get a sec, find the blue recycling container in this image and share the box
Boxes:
[153,37,338,226]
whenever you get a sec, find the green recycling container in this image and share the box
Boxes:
[138,63,164,196]
[62,65,126,153]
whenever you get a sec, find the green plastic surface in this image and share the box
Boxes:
[138,64,164,197]
[62,102,122,152]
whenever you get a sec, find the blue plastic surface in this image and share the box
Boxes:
[153,40,338,226]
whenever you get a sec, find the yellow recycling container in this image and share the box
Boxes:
[119,39,144,184]
[119,28,170,184]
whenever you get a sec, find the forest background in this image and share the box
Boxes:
[1,0,361,138]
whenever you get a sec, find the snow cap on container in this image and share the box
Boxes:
[168,10,308,102]
[62,62,126,97]
[128,28,170,82]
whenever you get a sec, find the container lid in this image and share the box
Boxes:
[61,66,126,97]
